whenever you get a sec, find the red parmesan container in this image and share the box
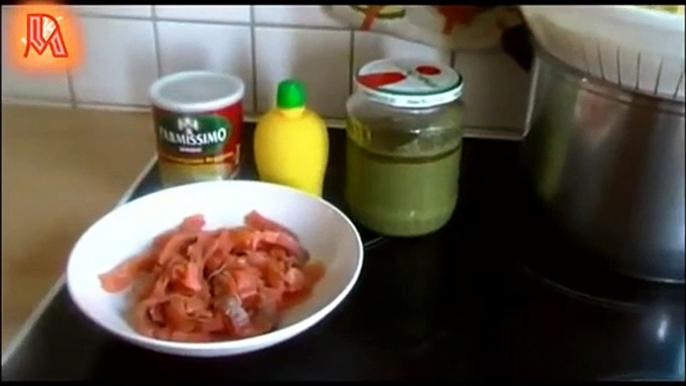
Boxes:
[149,71,245,187]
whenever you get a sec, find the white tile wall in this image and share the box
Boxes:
[157,21,254,112]
[255,27,350,118]
[155,5,250,23]
[454,50,531,130]
[72,5,152,18]
[1,69,72,103]
[254,5,345,28]
[0,7,71,103]
[1,5,533,134]
[71,18,157,105]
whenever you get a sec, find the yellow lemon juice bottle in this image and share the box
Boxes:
[253,79,329,197]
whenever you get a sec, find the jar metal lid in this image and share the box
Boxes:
[355,58,463,108]
[149,71,245,113]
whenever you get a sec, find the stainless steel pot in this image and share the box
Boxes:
[519,49,685,283]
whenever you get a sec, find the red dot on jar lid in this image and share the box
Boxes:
[416,65,441,75]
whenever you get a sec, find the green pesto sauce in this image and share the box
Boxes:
[345,134,462,237]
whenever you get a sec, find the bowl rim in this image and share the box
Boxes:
[66,180,365,350]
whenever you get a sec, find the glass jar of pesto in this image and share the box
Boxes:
[345,58,464,237]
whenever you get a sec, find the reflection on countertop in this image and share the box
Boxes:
[1,104,155,353]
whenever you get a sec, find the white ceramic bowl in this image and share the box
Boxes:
[66,180,364,357]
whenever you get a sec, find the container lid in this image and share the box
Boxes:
[277,79,306,109]
[355,58,463,108]
[149,71,245,113]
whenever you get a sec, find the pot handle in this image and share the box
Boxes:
[500,23,534,73]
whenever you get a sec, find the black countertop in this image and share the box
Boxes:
[3,126,684,381]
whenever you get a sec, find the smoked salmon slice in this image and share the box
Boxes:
[98,211,326,343]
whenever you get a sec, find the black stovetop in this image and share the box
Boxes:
[3,126,684,381]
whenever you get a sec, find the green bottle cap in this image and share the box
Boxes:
[276,79,306,109]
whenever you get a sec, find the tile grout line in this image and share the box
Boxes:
[65,70,77,110]
[77,13,351,32]
[78,102,151,110]
[150,6,163,79]
[0,157,158,368]
[0,98,72,109]
[249,6,258,114]
[0,99,525,139]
